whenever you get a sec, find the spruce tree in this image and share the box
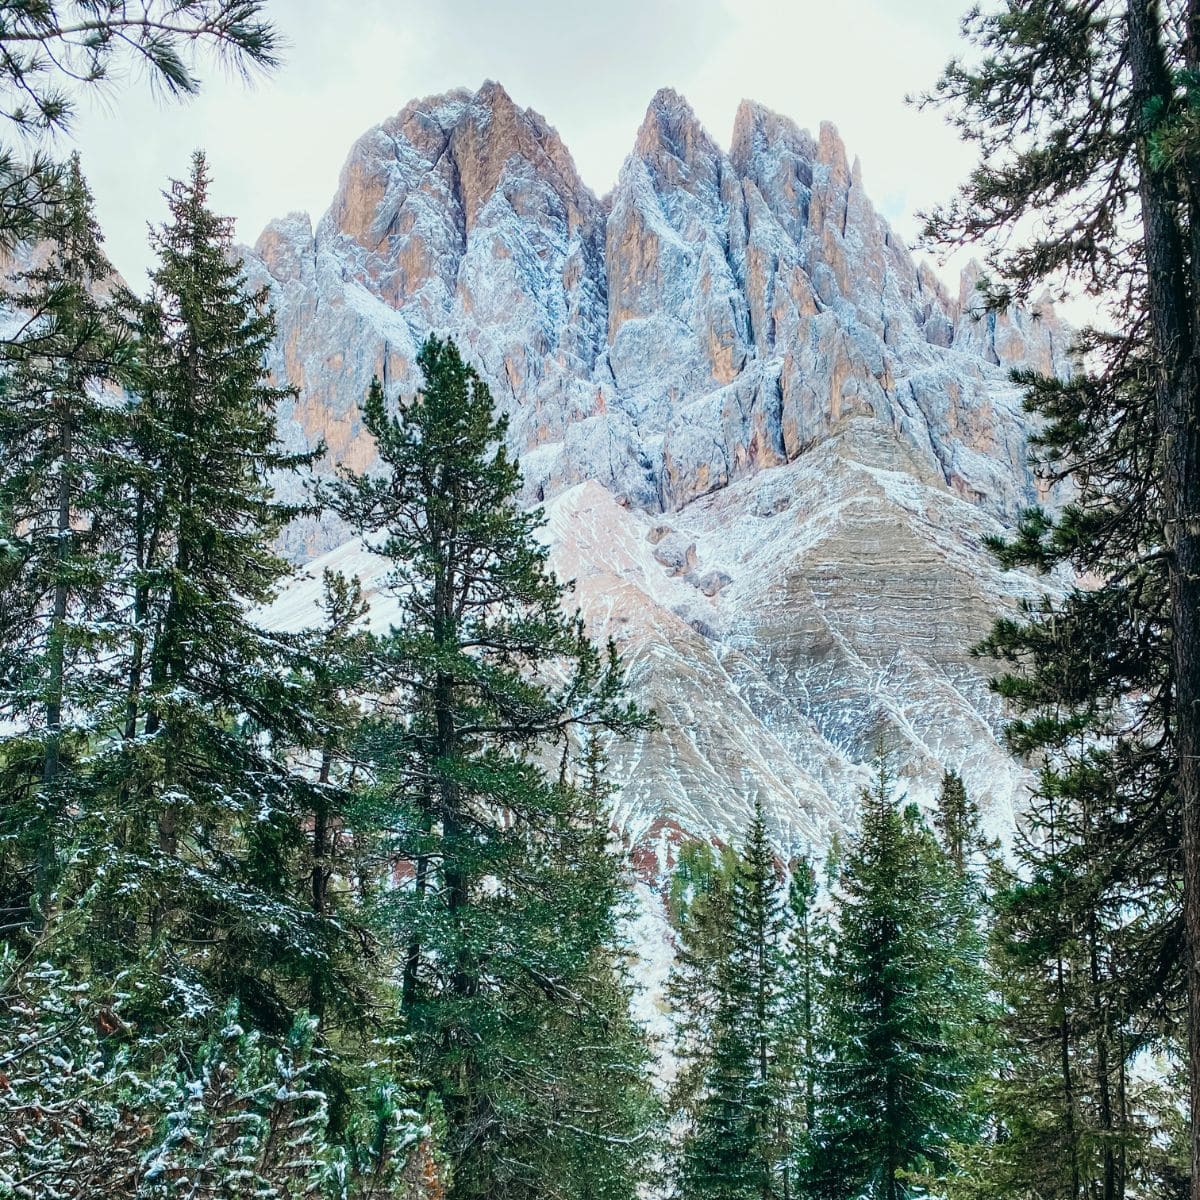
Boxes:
[300,569,375,1027]
[774,855,820,1199]
[667,841,739,1127]
[677,988,763,1200]
[676,804,785,1200]
[956,328,1182,1200]
[61,152,347,1036]
[740,805,790,1199]
[945,764,1175,1200]
[331,337,652,1200]
[934,771,989,876]
[805,758,987,1200]
[0,154,127,931]
[0,156,427,1192]
[545,735,660,1200]
[964,357,1183,1200]
[821,832,843,890]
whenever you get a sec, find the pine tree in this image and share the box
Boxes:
[667,841,738,1127]
[58,152,348,1037]
[805,758,987,1200]
[331,337,652,1200]
[676,804,786,1200]
[141,1007,337,1197]
[924,5,1200,1186]
[0,4,281,257]
[0,952,151,1199]
[0,952,435,1199]
[773,855,820,1199]
[0,154,127,932]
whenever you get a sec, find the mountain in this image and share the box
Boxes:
[248,81,1069,860]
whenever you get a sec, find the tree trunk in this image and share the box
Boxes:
[1083,790,1119,1200]
[1089,915,1117,1200]
[1128,7,1200,1197]
[437,673,471,999]
[310,742,332,1016]
[34,402,72,922]
[1057,951,1082,1200]
[803,914,814,1131]
[432,515,477,1154]
[401,782,433,1011]
[1050,793,1082,1200]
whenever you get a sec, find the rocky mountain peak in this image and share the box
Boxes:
[730,99,816,167]
[816,120,851,183]
[450,79,596,234]
[633,87,722,188]
[253,211,312,284]
[247,79,1071,534]
[730,100,816,249]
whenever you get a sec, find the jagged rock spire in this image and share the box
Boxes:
[244,81,1069,540]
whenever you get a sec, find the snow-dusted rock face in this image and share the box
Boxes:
[251,82,1069,853]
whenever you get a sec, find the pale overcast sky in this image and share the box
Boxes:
[64,0,977,289]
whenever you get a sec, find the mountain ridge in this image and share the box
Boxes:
[249,80,1068,853]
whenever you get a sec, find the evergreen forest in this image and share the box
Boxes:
[1,5,1198,1200]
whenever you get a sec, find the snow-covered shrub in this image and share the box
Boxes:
[0,954,439,1200]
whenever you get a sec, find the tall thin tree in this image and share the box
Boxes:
[331,338,652,1200]
[925,6,1200,1184]
[0,154,126,931]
